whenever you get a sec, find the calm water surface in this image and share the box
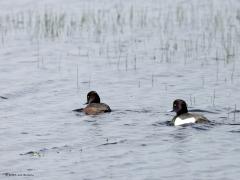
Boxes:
[1,0,240,179]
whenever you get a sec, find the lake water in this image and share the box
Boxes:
[1,0,240,179]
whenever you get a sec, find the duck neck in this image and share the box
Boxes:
[89,96,100,104]
[177,108,188,116]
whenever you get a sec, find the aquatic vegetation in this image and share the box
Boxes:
[1,1,240,180]
[0,1,239,67]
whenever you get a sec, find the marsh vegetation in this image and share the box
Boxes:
[1,0,240,179]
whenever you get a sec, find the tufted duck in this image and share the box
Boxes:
[171,99,209,126]
[73,91,111,115]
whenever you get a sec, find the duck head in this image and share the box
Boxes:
[85,91,100,104]
[172,99,188,116]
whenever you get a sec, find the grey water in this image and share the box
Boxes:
[1,0,240,179]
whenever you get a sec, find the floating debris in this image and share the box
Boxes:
[20,151,42,157]
[229,129,240,133]
[2,172,34,176]
[101,142,118,146]
[230,110,240,113]
[99,139,127,146]
[0,96,8,99]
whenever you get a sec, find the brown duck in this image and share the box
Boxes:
[73,91,111,115]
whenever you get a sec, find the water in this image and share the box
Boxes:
[1,0,240,179]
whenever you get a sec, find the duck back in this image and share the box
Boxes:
[83,103,111,115]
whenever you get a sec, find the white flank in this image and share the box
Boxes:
[174,117,196,126]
